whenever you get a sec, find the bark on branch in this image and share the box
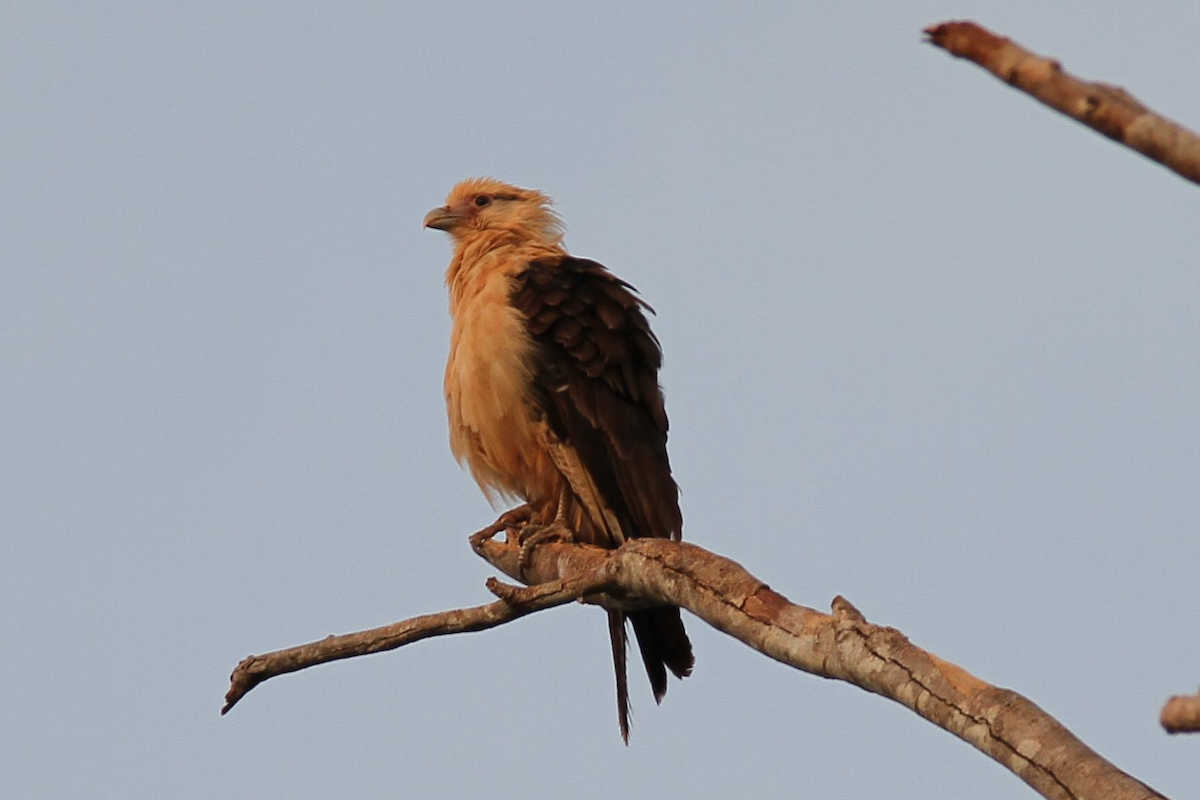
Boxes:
[925,20,1200,187]
[224,530,1166,800]
[1161,690,1200,734]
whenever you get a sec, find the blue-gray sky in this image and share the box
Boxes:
[3,2,1198,798]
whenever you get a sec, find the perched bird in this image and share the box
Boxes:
[424,178,693,740]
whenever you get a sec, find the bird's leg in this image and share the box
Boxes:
[468,504,533,551]
[514,522,574,583]
[515,498,575,582]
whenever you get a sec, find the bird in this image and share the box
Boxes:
[423,177,693,741]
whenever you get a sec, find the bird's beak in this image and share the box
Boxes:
[423,206,462,231]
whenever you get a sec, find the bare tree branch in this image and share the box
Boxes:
[1161,690,1200,734]
[222,567,616,714]
[225,531,1166,800]
[925,20,1200,187]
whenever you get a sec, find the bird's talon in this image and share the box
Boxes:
[469,504,534,551]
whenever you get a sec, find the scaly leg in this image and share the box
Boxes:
[514,521,574,582]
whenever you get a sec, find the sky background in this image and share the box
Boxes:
[3,2,1198,798]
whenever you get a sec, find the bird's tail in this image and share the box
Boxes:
[609,607,694,742]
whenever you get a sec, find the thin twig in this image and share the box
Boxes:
[925,20,1200,186]
[222,564,615,714]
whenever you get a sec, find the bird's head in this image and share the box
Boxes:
[423,178,564,247]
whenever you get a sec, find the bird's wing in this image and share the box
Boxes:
[510,256,682,546]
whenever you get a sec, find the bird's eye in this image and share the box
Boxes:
[474,195,492,207]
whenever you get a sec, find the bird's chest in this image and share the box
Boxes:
[444,273,543,490]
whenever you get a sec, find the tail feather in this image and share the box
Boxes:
[609,607,693,742]
[630,607,693,702]
[608,611,631,743]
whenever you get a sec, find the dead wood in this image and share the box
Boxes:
[1161,690,1200,734]
[224,528,1166,800]
[925,20,1200,187]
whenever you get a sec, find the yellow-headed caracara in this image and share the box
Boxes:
[424,178,693,741]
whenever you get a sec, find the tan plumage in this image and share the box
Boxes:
[425,178,693,740]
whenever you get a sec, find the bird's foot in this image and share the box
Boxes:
[469,504,533,551]
[516,521,573,582]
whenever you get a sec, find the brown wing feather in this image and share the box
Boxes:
[511,256,693,739]
[511,256,681,545]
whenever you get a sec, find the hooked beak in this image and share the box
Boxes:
[423,206,462,231]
